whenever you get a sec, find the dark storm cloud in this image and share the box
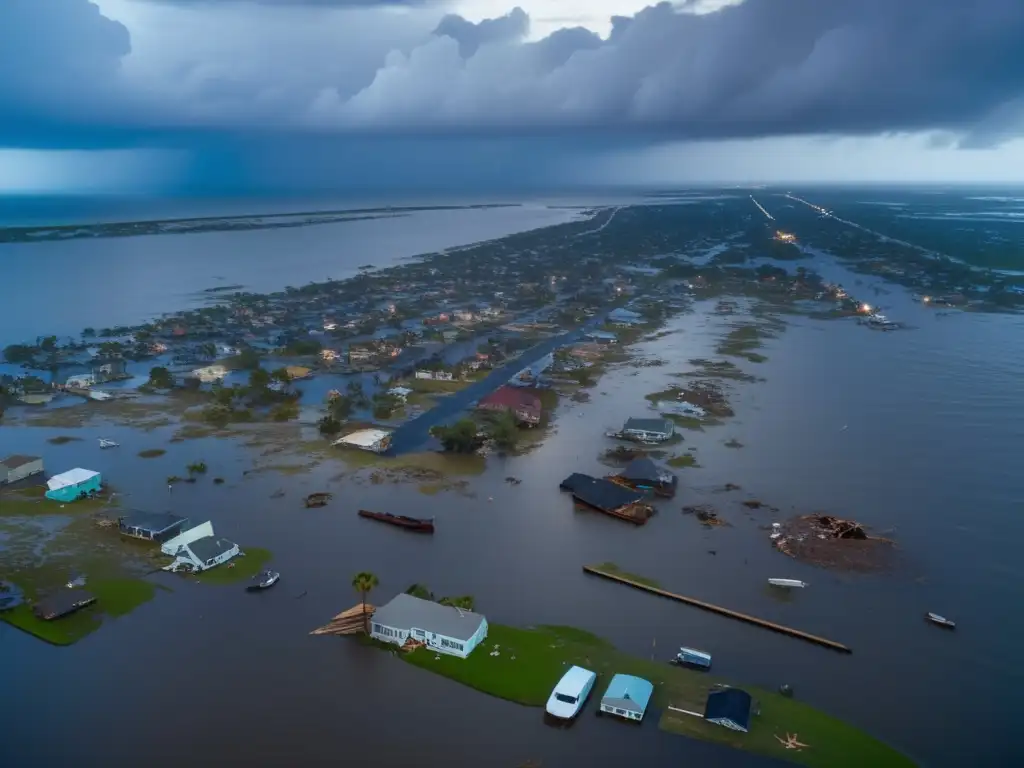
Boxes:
[434,7,529,58]
[3,0,1024,145]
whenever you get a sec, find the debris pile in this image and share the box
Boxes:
[683,504,729,527]
[310,603,375,636]
[305,492,332,508]
[772,514,894,571]
[678,380,735,417]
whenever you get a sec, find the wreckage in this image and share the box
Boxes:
[771,513,895,572]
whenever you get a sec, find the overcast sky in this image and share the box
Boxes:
[3,0,1024,194]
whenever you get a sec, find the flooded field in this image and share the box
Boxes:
[2,254,1023,767]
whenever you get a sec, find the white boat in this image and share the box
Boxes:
[673,646,712,669]
[926,612,956,629]
[545,665,596,720]
[768,578,807,588]
[98,438,119,449]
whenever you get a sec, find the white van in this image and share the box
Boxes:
[545,665,597,720]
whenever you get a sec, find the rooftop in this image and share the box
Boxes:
[188,534,237,563]
[46,468,100,491]
[372,593,485,642]
[0,455,42,470]
[334,429,391,449]
[554,665,596,695]
[601,674,654,711]
[119,511,188,534]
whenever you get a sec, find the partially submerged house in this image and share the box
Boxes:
[0,455,44,486]
[118,511,190,542]
[477,385,542,426]
[613,457,677,498]
[387,386,414,403]
[619,418,675,443]
[161,521,240,572]
[599,674,654,722]
[370,593,488,659]
[45,468,102,502]
[704,688,753,733]
[333,429,392,454]
[33,589,97,621]
[192,365,229,384]
[559,473,654,525]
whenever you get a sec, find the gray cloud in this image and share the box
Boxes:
[4,0,1024,146]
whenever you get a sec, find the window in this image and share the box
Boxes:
[555,693,578,705]
[614,708,626,716]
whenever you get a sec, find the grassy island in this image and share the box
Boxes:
[398,623,913,767]
[1,578,163,646]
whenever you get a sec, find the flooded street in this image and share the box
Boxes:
[3,244,1024,767]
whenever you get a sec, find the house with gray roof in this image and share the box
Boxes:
[118,511,190,543]
[621,417,675,443]
[370,593,488,659]
[0,455,44,485]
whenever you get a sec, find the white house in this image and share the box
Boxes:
[65,374,96,389]
[160,521,239,572]
[333,429,392,454]
[192,365,229,384]
[387,386,413,402]
[415,370,454,381]
[621,417,675,443]
[370,593,488,659]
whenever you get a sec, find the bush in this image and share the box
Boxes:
[270,402,300,421]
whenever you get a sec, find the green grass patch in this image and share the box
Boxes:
[0,578,163,646]
[138,448,166,459]
[398,623,912,767]
[336,449,487,476]
[589,561,661,588]
[662,413,705,431]
[193,547,273,585]
[47,435,81,445]
[407,378,469,395]
[0,486,116,517]
[667,454,699,468]
[716,324,770,364]
[645,386,683,403]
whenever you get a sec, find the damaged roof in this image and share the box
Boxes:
[560,473,643,511]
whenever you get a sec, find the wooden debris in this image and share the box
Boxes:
[305,492,332,508]
[310,603,375,636]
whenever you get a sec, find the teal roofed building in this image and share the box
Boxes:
[599,674,654,722]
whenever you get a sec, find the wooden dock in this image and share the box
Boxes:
[582,566,851,654]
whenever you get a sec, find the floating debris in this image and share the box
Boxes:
[772,513,895,572]
[305,492,332,508]
[683,505,729,527]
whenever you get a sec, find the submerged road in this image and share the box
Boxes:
[388,311,609,454]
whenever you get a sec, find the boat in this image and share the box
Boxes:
[926,612,956,629]
[246,570,280,592]
[358,509,435,533]
[98,438,119,449]
[545,665,597,720]
[672,646,712,669]
[768,578,808,588]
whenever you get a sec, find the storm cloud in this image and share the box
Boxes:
[4,0,1024,145]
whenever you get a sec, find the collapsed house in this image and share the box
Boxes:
[161,521,240,572]
[610,457,678,498]
[559,473,655,525]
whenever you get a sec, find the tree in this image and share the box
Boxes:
[318,415,342,435]
[97,341,124,358]
[328,394,352,421]
[236,347,261,370]
[269,367,292,390]
[147,366,174,389]
[489,411,520,452]
[3,345,35,364]
[351,571,379,633]
[248,367,271,391]
[431,419,481,453]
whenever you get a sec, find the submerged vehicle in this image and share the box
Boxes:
[545,665,597,720]
[672,646,712,669]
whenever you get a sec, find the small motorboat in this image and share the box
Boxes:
[246,570,280,592]
[358,509,435,533]
[768,578,808,589]
[99,438,119,449]
[926,612,956,630]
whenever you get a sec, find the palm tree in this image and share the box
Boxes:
[351,571,379,632]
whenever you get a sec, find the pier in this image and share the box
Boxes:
[582,565,852,654]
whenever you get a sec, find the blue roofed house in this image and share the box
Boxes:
[599,674,654,722]
[704,687,753,732]
[370,593,488,659]
[45,468,102,502]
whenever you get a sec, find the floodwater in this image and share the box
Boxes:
[3,219,1024,767]
[0,202,587,346]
